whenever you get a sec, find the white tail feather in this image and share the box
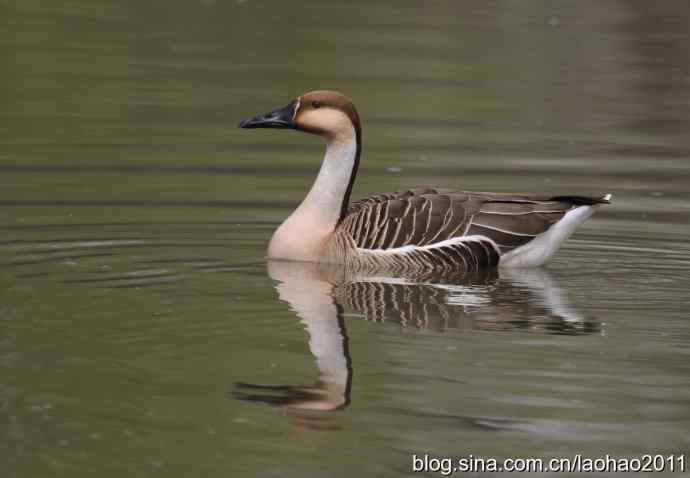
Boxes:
[499,206,595,268]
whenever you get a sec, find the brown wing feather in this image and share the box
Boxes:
[339,189,604,253]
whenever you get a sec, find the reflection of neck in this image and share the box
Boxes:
[270,261,351,406]
[268,127,358,261]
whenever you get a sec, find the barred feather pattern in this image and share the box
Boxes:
[328,271,598,334]
[325,188,607,273]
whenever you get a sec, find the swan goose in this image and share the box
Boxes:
[240,90,611,272]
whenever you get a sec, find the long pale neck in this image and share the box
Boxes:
[294,126,359,228]
[268,122,360,261]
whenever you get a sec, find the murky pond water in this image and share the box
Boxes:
[2,1,690,477]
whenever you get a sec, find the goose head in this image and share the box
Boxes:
[239,90,360,141]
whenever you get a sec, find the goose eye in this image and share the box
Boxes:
[311,101,321,108]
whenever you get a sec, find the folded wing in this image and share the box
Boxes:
[339,189,607,262]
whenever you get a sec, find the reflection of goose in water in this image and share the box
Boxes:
[233,261,600,419]
[337,267,595,334]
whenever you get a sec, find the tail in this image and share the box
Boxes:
[550,193,612,206]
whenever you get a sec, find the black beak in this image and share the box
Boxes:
[239,100,297,129]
